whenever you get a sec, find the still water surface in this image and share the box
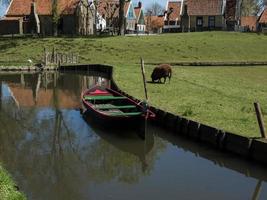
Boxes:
[0,72,267,200]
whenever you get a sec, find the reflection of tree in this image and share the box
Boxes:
[0,72,168,199]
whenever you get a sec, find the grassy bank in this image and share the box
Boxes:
[0,165,25,200]
[1,32,267,66]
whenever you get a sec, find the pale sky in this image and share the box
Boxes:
[133,0,167,9]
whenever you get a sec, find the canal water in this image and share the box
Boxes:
[0,72,267,200]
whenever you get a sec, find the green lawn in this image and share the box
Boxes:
[0,165,25,200]
[1,32,267,66]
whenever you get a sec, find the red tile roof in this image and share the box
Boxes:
[134,7,141,20]
[241,16,257,31]
[165,1,181,21]
[6,0,80,16]
[259,8,267,24]
[187,0,223,16]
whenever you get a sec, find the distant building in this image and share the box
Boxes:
[97,0,137,34]
[240,16,257,32]
[0,0,96,36]
[186,0,226,31]
[145,15,164,34]
[134,2,145,33]
[259,7,267,33]
[163,0,183,33]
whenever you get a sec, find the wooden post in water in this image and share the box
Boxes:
[140,58,148,101]
[254,102,266,139]
[251,180,262,200]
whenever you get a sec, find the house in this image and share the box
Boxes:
[97,0,136,34]
[163,0,183,32]
[240,16,257,32]
[0,0,96,36]
[259,7,267,33]
[134,2,145,33]
[185,0,226,31]
[145,15,164,34]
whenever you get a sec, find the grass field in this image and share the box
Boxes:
[0,165,25,200]
[1,32,267,66]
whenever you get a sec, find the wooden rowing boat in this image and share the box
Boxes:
[81,85,155,126]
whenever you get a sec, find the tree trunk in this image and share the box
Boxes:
[118,0,125,35]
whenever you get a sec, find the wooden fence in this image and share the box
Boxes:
[44,48,79,66]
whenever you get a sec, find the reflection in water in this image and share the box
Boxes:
[0,72,267,200]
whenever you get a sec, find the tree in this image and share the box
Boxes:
[241,0,261,16]
[52,0,60,36]
[146,2,164,16]
[118,0,125,35]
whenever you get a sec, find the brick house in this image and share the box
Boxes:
[134,2,145,33]
[259,7,267,32]
[145,15,164,34]
[0,0,96,36]
[185,0,226,31]
[163,0,183,32]
[240,16,257,32]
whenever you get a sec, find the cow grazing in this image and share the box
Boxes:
[151,64,172,83]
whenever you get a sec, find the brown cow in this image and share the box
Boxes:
[151,64,172,83]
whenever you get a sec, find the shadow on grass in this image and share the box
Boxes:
[146,81,165,84]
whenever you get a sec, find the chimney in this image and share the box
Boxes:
[138,2,142,8]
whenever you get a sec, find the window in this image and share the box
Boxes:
[196,17,203,26]
[209,16,215,28]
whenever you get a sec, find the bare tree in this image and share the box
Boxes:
[241,0,261,16]
[146,2,164,16]
[52,0,60,36]
[118,0,125,35]
[100,0,119,34]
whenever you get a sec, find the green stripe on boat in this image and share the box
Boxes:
[95,105,136,109]
[106,112,142,116]
[84,96,127,100]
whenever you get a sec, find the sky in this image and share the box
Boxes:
[133,0,166,9]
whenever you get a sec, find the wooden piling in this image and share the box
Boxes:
[254,102,266,139]
[140,58,148,101]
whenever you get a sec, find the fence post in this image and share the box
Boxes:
[254,102,266,139]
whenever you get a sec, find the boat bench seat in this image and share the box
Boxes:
[107,112,142,116]
[84,96,127,101]
[95,105,136,110]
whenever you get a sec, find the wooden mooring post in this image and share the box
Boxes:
[254,102,266,139]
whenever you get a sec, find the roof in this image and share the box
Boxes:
[97,0,131,18]
[134,7,141,20]
[6,0,80,16]
[145,15,164,28]
[0,16,23,21]
[165,1,182,21]
[259,8,267,24]
[241,16,257,30]
[187,0,223,16]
